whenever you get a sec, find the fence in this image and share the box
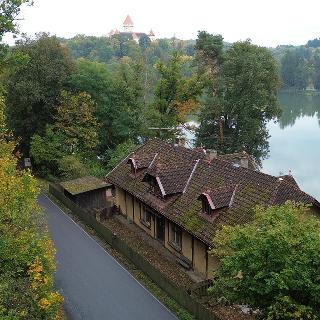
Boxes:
[49,183,219,320]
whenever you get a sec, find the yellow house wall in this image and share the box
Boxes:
[126,193,134,220]
[116,187,126,216]
[193,238,207,275]
[115,186,209,276]
[132,198,154,236]
[181,230,193,262]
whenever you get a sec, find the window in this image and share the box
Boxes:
[140,206,151,227]
[149,177,162,197]
[171,224,182,249]
[202,198,212,215]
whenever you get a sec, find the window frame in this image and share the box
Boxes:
[170,223,182,250]
[140,205,152,228]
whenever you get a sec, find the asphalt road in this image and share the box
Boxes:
[38,195,177,320]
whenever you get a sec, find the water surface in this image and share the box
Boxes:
[262,92,320,200]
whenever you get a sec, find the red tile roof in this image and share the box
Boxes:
[123,15,134,26]
[106,139,320,245]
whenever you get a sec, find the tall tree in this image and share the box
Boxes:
[0,0,32,40]
[54,90,98,154]
[5,34,75,154]
[195,31,225,142]
[70,58,144,151]
[197,40,280,164]
[151,51,204,139]
[281,49,309,89]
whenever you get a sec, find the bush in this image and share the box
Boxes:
[105,140,138,172]
[0,118,63,318]
[58,155,88,180]
[267,296,318,320]
[209,202,320,318]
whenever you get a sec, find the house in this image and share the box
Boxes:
[106,139,320,278]
[108,15,156,43]
[60,176,112,209]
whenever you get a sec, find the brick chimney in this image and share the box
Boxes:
[205,149,218,162]
[240,157,249,169]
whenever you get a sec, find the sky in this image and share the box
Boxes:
[4,0,320,47]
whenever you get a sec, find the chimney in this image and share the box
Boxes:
[205,149,218,162]
[240,157,249,169]
[176,137,186,147]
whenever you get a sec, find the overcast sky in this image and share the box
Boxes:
[4,0,320,47]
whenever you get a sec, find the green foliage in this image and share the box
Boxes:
[306,38,320,48]
[151,51,204,138]
[267,296,318,320]
[195,31,224,82]
[139,34,151,51]
[55,90,99,154]
[0,98,63,319]
[281,49,309,89]
[70,58,144,151]
[30,125,66,175]
[5,34,75,154]
[105,140,138,172]
[0,0,33,40]
[197,39,280,165]
[58,155,88,180]
[210,202,320,318]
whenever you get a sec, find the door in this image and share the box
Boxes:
[155,215,165,243]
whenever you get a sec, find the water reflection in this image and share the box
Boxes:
[263,92,320,200]
[278,91,320,129]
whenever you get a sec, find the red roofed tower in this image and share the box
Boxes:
[148,29,156,41]
[123,15,134,32]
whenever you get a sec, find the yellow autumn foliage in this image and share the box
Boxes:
[0,97,63,319]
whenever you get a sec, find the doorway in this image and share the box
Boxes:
[155,215,165,243]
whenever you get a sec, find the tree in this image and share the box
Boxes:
[139,34,151,52]
[151,51,204,138]
[30,90,98,177]
[197,40,280,164]
[210,202,320,319]
[5,34,75,154]
[30,125,67,176]
[0,97,63,319]
[195,31,224,91]
[0,0,32,40]
[70,58,145,151]
[281,49,309,89]
[54,90,98,154]
[105,140,137,172]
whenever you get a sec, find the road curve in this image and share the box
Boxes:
[39,194,177,320]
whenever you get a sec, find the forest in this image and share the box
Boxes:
[0,30,281,181]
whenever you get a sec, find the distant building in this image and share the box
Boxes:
[108,15,156,43]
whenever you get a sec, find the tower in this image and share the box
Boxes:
[148,29,156,41]
[123,15,134,33]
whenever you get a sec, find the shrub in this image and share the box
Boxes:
[58,155,88,180]
[209,202,320,318]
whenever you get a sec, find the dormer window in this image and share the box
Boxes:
[128,158,137,175]
[198,186,237,221]
[149,177,161,195]
[202,196,213,215]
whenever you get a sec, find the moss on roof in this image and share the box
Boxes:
[60,176,110,195]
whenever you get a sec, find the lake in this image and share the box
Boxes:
[262,91,320,200]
